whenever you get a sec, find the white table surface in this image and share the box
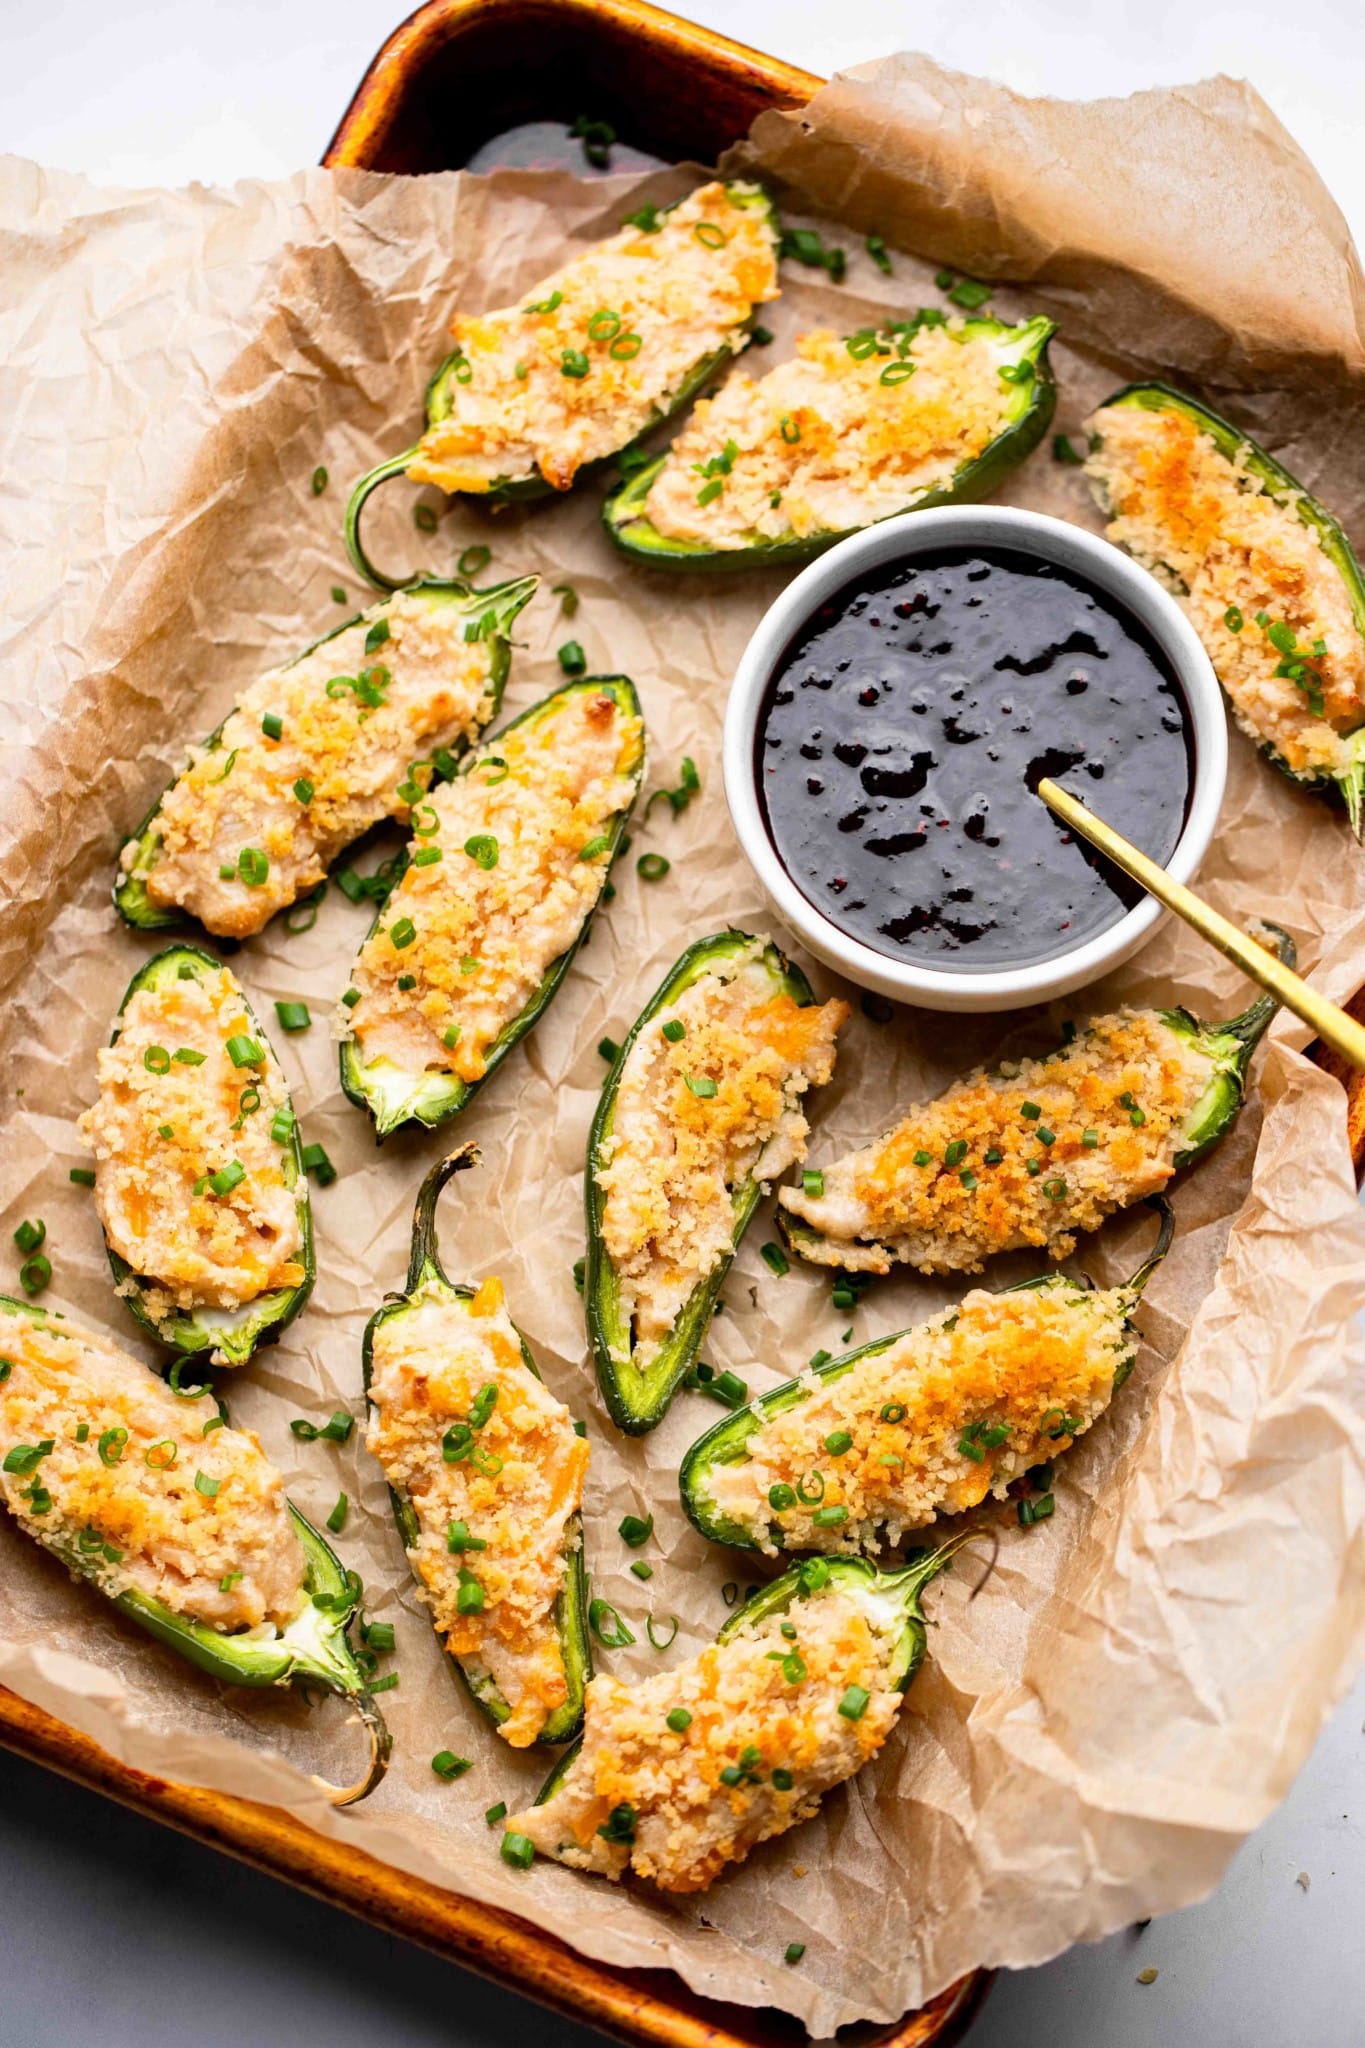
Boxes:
[1,5,1362,2045]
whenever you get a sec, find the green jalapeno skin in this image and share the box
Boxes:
[114,575,536,935]
[340,674,644,1139]
[531,1535,981,1819]
[1089,382,1365,832]
[96,943,313,1369]
[586,930,824,1437]
[600,313,1056,572]
[0,1294,389,1806]
[778,927,1292,1273]
[345,184,782,591]
[680,1198,1174,1555]
[360,1145,592,1745]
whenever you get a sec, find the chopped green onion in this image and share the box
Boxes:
[500,1830,536,1870]
[464,834,499,870]
[630,1560,653,1580]
[1043,1178,1068,1200]
[432,1751,472,1780]
[812,1504,848,1527]
[311,466,328,495]
[1052,432,1085,463]
[208,1160,245,1197]
[838,1685,870,1721]
[661,1018,685,1042]
[802,1168,824,1198]
[913,1149,933,1167]
[552,582,579,616]
[69,1168,97,1187]
[274,1001,311,1033]
[300,1143,337,1187]
[326,1493,348,1533]
[456,1568,485,1615]
[589,1598,635,1648]
[579,834,612,861]
[1021,1100,1041,1119]
[880,1402,906,1423]
[237,847,269,887]
[1224,604,1244,632]
[666,1707,692,1732]
[1082,1128,1099,1147]
[768,1483,796,1511]
[809,1350,832,1370]
[823,1430,852,1455]
[143,1046,171,1075]
[172,1048,206,1066]
[389,916,416,950]
[331,587,346,604]
[144,1439,177,1470]
[760,1242,789,1276]
[784,1943,806,1965]
[225,1035,263,1068]
[944,1139,968,1168]
[684,1072,717,1098]
[341,988,361,1009]
[598,1036,620,1064]
[646,1614,678,1652]
[560,349,590,379]
[414,502,438,533]
[880,360,915,385]
[457,545,491,578]
[865,232,892,273]
[636,852,670,881]
[261,711,283,741]
[484,1802,507,1827]
[13,1219,45,1255]
[3,1441,53,1476]
[947,276,992,308]
[618,1513,653,1548]
[694,221,728,249]
[194,1471,220,1498]
[367,1672,399,1695]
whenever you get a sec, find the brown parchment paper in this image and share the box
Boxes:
[3,56,1365,2036]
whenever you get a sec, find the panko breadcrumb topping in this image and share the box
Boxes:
[348,685,642,1086]
[409,183,778,497]
[508,1577,901,1892]
[779,1008,1207,1273]
[643,317,1025,548]
[79,969,303,1322]
[365,1277,588,1747]
[131,590,501,937]
[1086,400,1365,779]
[703,1282,1134,1554]
[0,1308,306,1631]
[597,944,847,1365]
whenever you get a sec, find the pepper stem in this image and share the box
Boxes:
[1120,1194,1176,1302]
[344,444,424,592]
[880,1525,996,1611]
[407,1144,481,1294]
[1216,921,1297,1056]
[310,1687,393,1807]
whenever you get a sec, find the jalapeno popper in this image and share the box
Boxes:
[587,933,848,1435]
[779,946,1289,1276]
[341,676,644,1138]
[505,1543,969,1892]
[116,576,536,939]
[0,1296,388,1803]
[682,1202,1171,1557]
[79,945,311,1369]
[1086,384,1365,829]
[363,1149,591,1746]
[346,182,780,589]
[603,311,1056,570]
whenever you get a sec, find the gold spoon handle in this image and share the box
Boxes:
[1037,776,1365,1073]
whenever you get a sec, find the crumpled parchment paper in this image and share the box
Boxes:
[1,53,1364,2038]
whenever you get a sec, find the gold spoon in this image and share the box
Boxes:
[1037,776,1365,1073]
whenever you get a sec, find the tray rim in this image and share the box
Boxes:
[322,0,822,171]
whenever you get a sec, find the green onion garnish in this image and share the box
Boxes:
[326,1493,348,1533]
[237,847,269,887]
[589,1598,635,1648]
[194,1471,220,1498]
[300,1144,336,1186]
[311,466,328,495]
[500,1831,535,1870]
[432,1752,472,1780]
[838,1685,870,1721]
[618,1513,653,1548]
[484,1802,507,1826]
[823,1430,852,1455]
[666,1707,692,1732]
[274,1001,310,1033]
[13,1219,45,1255]
[69,1168,96,1187]
[208,1160,245,1196]
[661,1018,685,1042]
[261,712,283,741]
[143,1046,171,1075]
[784,1943,806,1965]
[464,834,499,870]
[761,1242,789,1276]
[636,852,670,881]
[684,1072,716,1098]
[560,349,590,379]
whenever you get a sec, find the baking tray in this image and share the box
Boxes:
[5,4,1360,2042]
[0,4,991,2044]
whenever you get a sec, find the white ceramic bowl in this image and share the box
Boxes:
[723,505,1227,1013]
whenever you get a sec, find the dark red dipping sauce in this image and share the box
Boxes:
[755,545,1193,970]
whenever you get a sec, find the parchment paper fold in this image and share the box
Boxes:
[1,54,1363,2036]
